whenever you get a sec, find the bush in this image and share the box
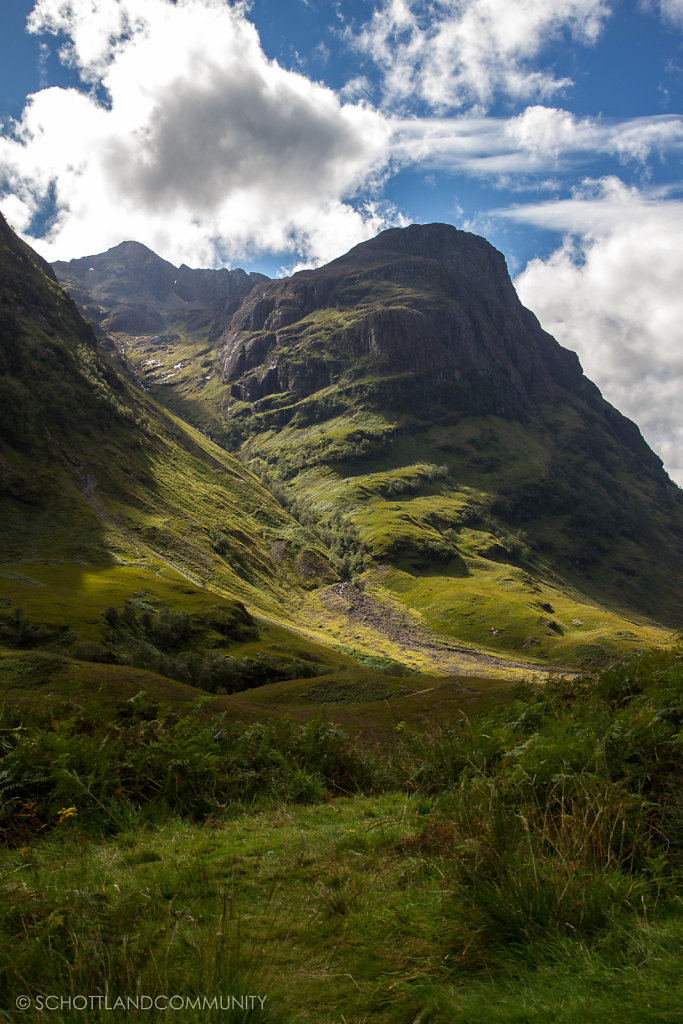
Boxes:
[0,699,385,842]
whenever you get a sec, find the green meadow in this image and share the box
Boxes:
[1,652,681,1022]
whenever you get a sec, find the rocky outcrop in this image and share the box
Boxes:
[217,223,584,409]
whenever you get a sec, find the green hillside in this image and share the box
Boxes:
[47,223,683,676]
[0,212,351,698]
[210,225,683,667]
[2,214,682,1024]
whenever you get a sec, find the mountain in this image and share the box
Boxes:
[221,223,585,410]
[211,223,683,664]
[53,240,268,334]
[0,211,352,701]
[52,242,269,449]
[45,222,683,673]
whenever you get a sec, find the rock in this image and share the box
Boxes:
[217,223,585,410]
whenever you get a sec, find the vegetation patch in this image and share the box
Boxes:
[0,651,681,1022]
[301,680,397,704]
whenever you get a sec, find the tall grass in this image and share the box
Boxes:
[0,693,387,844]
[0,825,287,1022]
[398,654,682,967]
[1,650,681,1016]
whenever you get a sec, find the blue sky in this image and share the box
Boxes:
[1,0,683,482]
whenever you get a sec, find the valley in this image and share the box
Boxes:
[1,212,682,1024]
[47,221,682,692]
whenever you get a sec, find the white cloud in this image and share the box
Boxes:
[505,105,683,163]
[390,107,683,178]
[0,194,33,232]
[340,75,374,102]
[509,178,683,484]
[3,2,680,272]
[351,0,612,111]
[642,0,683,30]
[0,0,395,267]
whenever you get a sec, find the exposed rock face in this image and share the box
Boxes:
[52,240,268,331]
[218,223,584,410]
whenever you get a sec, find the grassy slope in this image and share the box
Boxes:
[112,232,683,671]
[0,216,349,692]
[118,319,676,673]
[237,397,676,667]
[116,311,238,449]
[2,217,551,707]
[5,799,676,1024]
[47,227,683,678]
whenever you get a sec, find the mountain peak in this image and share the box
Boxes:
[52,240,269,334]
[347,221,485,258]
[218,220,580,412]
[326,222,517,308]
[102,239,168,261]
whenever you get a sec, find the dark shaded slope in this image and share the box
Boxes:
[1,211,342,691]
[0,213,134,518]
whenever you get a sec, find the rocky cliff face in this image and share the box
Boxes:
[218,223,584,410]
[53,241,268,334]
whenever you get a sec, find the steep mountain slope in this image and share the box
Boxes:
[47,222,681,671]
[0,211,348,694]
[211,223,683,664]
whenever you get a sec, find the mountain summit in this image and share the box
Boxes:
[217,223,655,466]
[220,223,581,405]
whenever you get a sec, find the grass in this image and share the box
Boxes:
[1,650,682,1022]
[2,805,681,1023]
[164,382,676,671]
[373,561,670,664]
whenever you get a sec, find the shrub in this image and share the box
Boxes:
[0,700,385,842]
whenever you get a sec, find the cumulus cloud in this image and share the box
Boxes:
[350,0,612,111]
[0,0,395,267]
[508,178,683,484]
[3,1,680,272]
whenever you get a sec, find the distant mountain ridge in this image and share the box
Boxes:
[53,240,268,335]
